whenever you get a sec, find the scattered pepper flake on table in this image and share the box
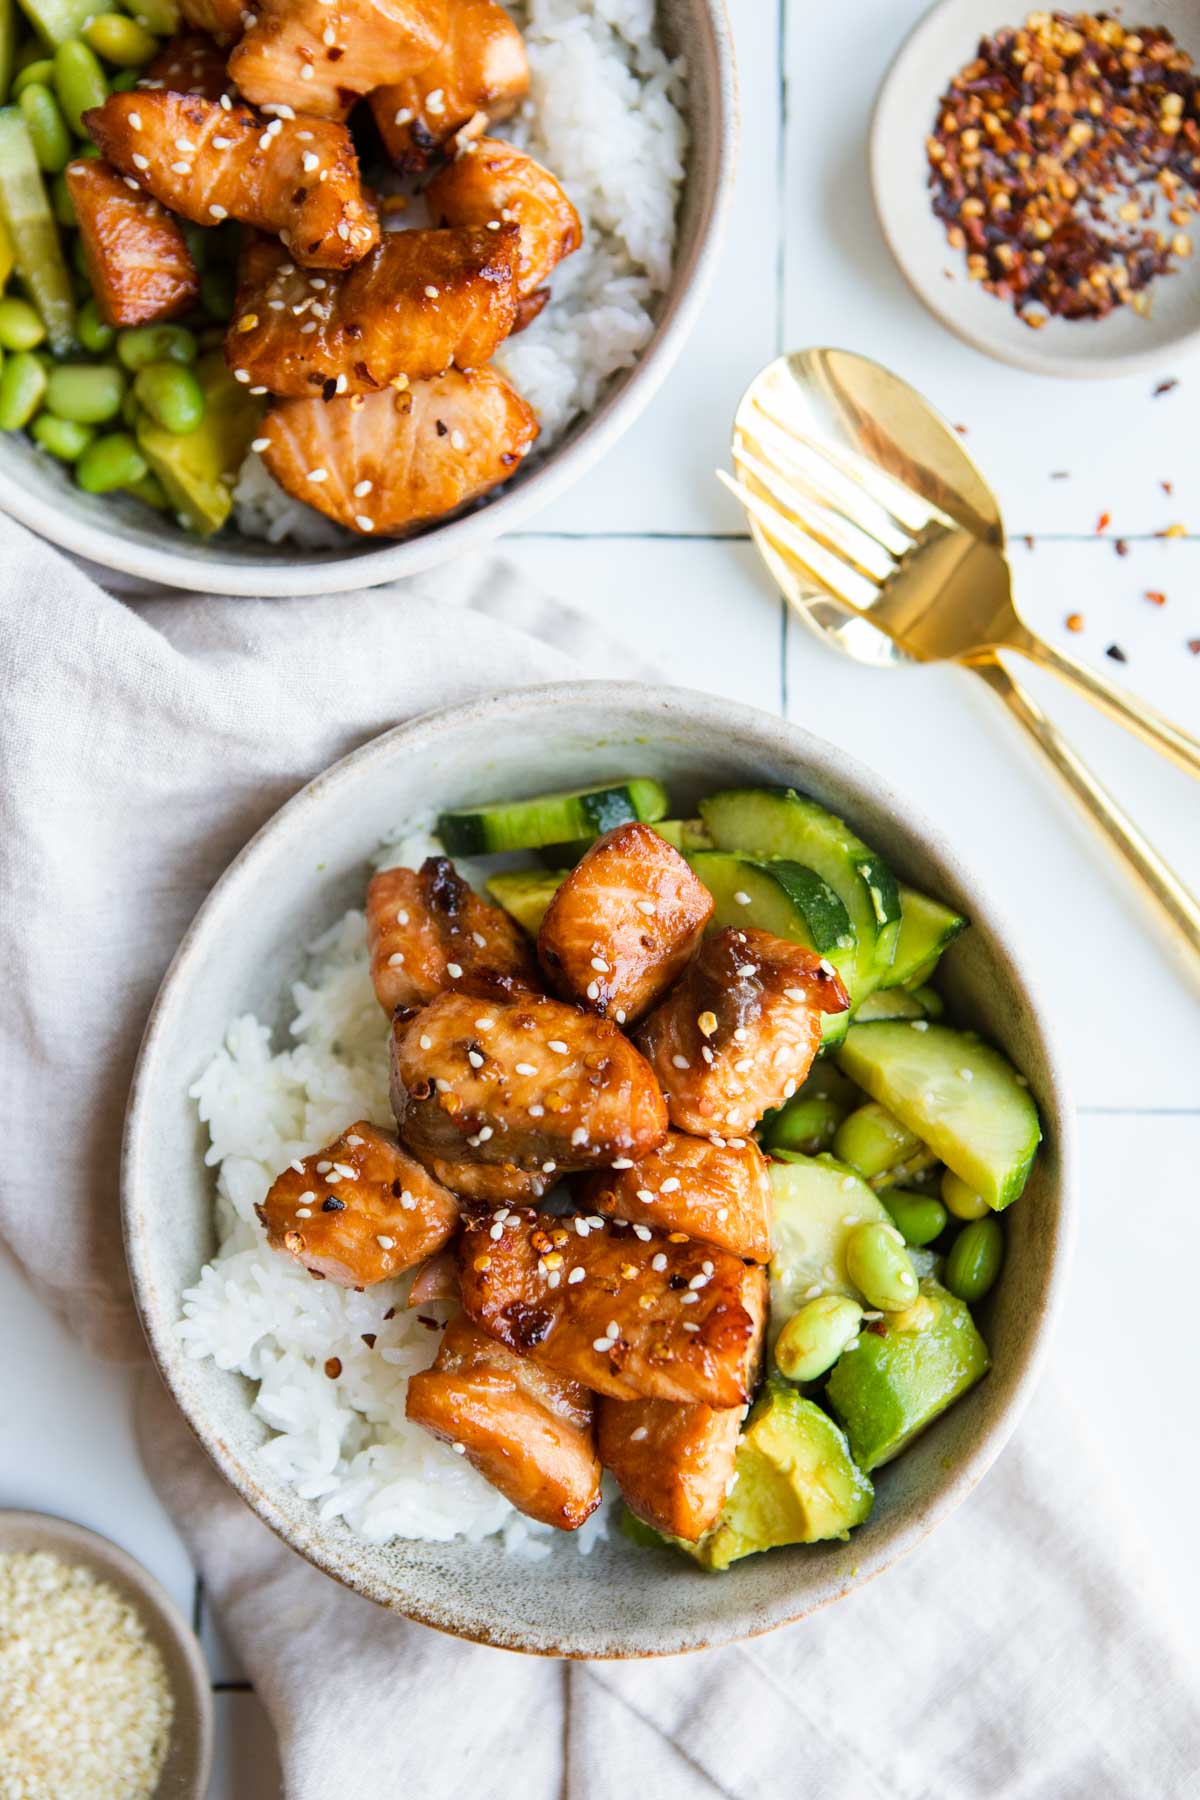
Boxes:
[1187,638,1200,654]
[1144,589,1167,605]
[1096,510,1111,533]
[1153,378,1180,396]
[1114,538,1129,556]
[1106,643,1129,662]
[1066,611,1085,631]
[927,13,1200,326]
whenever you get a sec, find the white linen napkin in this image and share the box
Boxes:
[2,515,1197,1799]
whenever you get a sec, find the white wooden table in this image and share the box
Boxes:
[2,3,1198,1786]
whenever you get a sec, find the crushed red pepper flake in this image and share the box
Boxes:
[1153,378,1180,395]
[1096,510,1111,532]
[1114,537,1129,555]
[928,13,1200,326]
[1066,611,1085,630]
[1105,642,1128,661]
[1145,589,1167,604]
[1162,479,1174,494]
[1187,637,1200,654]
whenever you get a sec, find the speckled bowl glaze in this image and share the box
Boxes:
[123,684,1076,1656]
[0,0,735,595]
[0,1508,213,1797]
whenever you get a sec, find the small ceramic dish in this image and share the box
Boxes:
[0,1508,213,1797]
[871,0,1200,379]
[0,0,735,596]
[122,683,1076,1657]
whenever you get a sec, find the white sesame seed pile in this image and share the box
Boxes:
[0,1551,174,1800]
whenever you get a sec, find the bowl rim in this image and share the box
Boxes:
[0,0,737,596]
[121,680,1078,1656]
[0,1506,214,1795]
[869,0,1200,380]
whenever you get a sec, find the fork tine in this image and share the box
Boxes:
[739,407,918,558]
[717,471,883,616]
[751,390,956,538]
[732,439,896,584]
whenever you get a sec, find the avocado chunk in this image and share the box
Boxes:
[684,1381,872,1569]
[485,868,567,936]
[136,353,263,537]
[825,1277,989,1472]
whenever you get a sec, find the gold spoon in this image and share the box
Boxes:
[720,348,1200,958]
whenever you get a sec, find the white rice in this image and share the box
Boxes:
[178,832,613,1554]
[232,0,688,545]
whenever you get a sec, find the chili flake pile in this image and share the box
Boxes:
[928,11,1200,326]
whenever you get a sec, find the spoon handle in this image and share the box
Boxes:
[999,626,1200,782]
[971,658,1200,958]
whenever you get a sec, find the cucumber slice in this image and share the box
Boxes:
[699,788,901,990]
[0,108,73,353]
[0,0,15,106]
[654,817,712,852]
[835,1022,1040,1212]
[15,0,92,45]
[485,868,566,936]
[767,1153,893,1345]
[439,778,669,857]
[880,885,967,989]
[852,986,942,1023]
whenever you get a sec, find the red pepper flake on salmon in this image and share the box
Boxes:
[84,90,379,270]
[65,158,198,328]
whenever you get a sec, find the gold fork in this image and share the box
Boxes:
[719,349,1200,957]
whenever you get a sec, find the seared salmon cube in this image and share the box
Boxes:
[227,226,519,399]
[66,159,198,328]
[140,31,235,99]
[406,1314,601,1530]
[258,367,538,538]
[366,857,537,1015]
[85,91,378,271]
[537,823,712,1025]
[177,0,244,44]
[256,1121,458,1286]
[421,1154,555,1206]
[229,0,444,122]
[579,1130,772,1264]
[427,137,581,299]
[370,0,528,172]
[390,990,668,1176]
[638,927,849,1135]
[597,1398,743,1541]
[457,1210,767,1407]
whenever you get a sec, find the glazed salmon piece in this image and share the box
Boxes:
[228,227,519,399]
[427,136,581,299]
[537,822,712,1025]
[390,989,667,1176]
[579,1130,773,1264]
[366,857,537,1015]
[406,1314,601,1529]
[422,1154,553,1206]
[597,1398,743,1541]
[230,0,445,121]
[369,0,528,172]
[256,1121,459,1286]
[457,1209,767,1406]
[65,159,198,328]
[139,30,235,98]
[638,927,849,1136]
[258,367,538,537]
[84,91,378,270]
[178,0,245,44]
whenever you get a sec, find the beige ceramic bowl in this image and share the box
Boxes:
[0,1508,213,1796]
[872,0,1200,378]
[122,683,1076,1656]
[0,0,735,595]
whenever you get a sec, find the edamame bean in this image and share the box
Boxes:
[880,1189,948,1248]
[116,323,197,371]
[44,361,126,424]
[77,298,116,354]
[833,1102,921,1180]
[85,13,160,66]
[126,469,168,508]
[51,170,78,228]
[13,59,56,97]
[75,429,147,493]
[108,68,140,92]
[845,1221,919,1313]
[0,351,48,430]
[774,1294,863,1383]
[129,0,180,34]
[133,359,204,434]
[941,1170,990,1221]
[31,412,95,460]
[944,1215,1004,1305]
[53,39,109,136]
[19,84,72,173]
[764,1094,845,1156]
[0,297,47,352]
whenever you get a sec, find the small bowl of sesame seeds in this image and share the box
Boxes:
[871,1,1200,377]
[0,1509,212,1800]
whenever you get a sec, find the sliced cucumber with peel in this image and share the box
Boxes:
[880,885,967,989]
[0,107,73,352]
[699,788,901,992]
[654,818,711,852]
[853,985,942,1023]
[767,1153,894,1346]
[439,778,669,857]
[835,1022,1040,1212]
[485,868,565,936]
